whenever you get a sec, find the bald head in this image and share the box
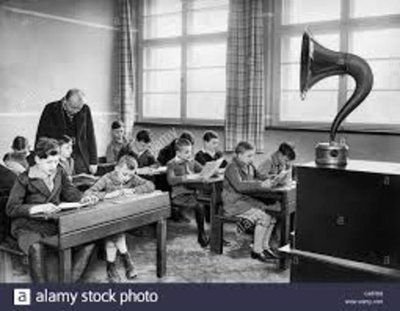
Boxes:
[64,89,87,115]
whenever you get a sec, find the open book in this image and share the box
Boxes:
[200,158,225,179]
[29,201,90,215]
[185,158,224,181]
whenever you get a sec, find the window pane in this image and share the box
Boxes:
[187,8,228,34]
[280,91,338,122]
[143,0,181,16]
[281,64,339,91]
[143,70,181,92]
[143,94,180,118]
[187,93,225,119]
[351,0,400,18]
[188,0,229,10]
[282,0,340,25]
[187,42,226,68]
[281,33,340,63]
[143,14,181,39]
[347,60,400,91]
[346,91,400,124]
[187,68,226,91]
[350,29,400,59]
[144,46,181,69]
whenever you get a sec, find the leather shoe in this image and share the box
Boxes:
[198,233,210,248]
[250,251,271,263]
[263,248,280,260]
[106,262,121,283]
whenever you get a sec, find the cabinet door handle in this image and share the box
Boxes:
[336,215,345,226]
[383,176,390,186]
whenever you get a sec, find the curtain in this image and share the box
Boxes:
[118,0,136,137]
[225,0,265,151]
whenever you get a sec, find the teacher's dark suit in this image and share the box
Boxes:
[35,100,97,174]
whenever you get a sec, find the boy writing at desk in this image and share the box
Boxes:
[166,138,209,247]
[223,141,281,262]
[6,138,95,283]
[83,155,155,282]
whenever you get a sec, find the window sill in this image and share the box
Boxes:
[265,124,400,136]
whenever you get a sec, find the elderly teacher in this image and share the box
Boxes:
[35,89,98,174]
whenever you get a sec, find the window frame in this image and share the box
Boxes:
[270,0,400,133]
[137,0,228,126]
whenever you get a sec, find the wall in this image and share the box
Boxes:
[0,0,118,157]
[133,124,400,166]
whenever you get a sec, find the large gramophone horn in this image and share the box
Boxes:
[300,31,373,167]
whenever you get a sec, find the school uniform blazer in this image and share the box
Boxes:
[222,157,267,216]
[0,164,16,192]
[166,158,203,198]
[194,150,227,168]
[6,166,82,238]
[35,100,98,171]
[157,140,177,166]
[106,137,127,163]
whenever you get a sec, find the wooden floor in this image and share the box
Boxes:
[8,215,290,283]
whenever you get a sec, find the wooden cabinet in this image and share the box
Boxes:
[291,160,400,281]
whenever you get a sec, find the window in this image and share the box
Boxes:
[140,0,228,124]
[274,0,400,130]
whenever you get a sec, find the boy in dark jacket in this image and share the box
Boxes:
[6,138,95,282]
[157,131,195,166]
[118,129,157,168]
[195,130,226,167]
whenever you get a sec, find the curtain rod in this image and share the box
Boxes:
[0,5,138,32]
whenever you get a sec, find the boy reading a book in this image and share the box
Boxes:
[6,138,95,282]
[83,155,155,282]
[223,141,279,262]
[257,142,296,184]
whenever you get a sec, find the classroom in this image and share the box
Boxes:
[1,0,400,283]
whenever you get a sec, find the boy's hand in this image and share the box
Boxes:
[122,188,136,196]
[261,179,273,188]
[80,195,99,205]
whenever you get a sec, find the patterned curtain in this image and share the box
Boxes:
[225,0,265,151]
[118,0,136,137]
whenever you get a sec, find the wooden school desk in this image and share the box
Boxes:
[39,191,170,283]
